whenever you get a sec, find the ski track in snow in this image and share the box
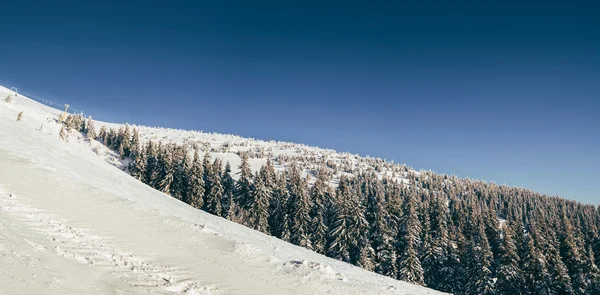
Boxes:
[0,186,214,295]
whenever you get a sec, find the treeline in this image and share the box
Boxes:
[65,115,600,295]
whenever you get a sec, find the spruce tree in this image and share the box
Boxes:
[170,146,189,201]
[250,172,271,234]
[327,176,353,263]
[396,191,425,285]
[156,144,175,193]
[495,224,524,295]
[464,224,494,295]
[85,116,96,140]
[269,173,290,240]
[221,162,235,219]
[203,158,223,216]
[287,166,311,249]
[145,141,159,188]
[422,195,450,290]
[309,168,330,254]
[561,214,588,294]
[235,153,254,210]
[369,179,397,277]
[187,149,205,209]
[129,145,147,182]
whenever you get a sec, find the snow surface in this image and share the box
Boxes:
[0,85,446,294]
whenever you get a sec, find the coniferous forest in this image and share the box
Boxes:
[66,114,600,295]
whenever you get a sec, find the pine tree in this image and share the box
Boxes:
[287,166,311,249]
[464,223,494,295]
[129,145,147,182]
[327,176,353,263]
[521,232,552,294]
[221,162,235,219]
[98,126,107,142]
[203,158,223,216]
[422,195,450,290]
[396,191,425,286]
[187,149,205,209]
[85,116,96,140]
[309,168,330,254]
[495,224,524,295]
[269,173,290,240]
[250,172,271,234]
[145,141,159,188]
[170,146,189,201]
[121,124,132,158]
[583,246,600,294]
[156,144,175,193]
[561,214,588,294]
[130,128,141,160]
[235,153,254,210]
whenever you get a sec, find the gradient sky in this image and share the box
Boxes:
[1,1,598,204]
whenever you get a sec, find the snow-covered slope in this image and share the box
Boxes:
[0,85,445,295]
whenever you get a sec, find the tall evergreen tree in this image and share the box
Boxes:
[85,116,96,140]
[203,159,223,216]
[396,191,425,285]
[156,144,175,193]
[187,149,205,209]
[309,168,330,254]
[235,153,254,210]
[464,224,494,295]
[287,166,311,249]
[250,172,271,233]
[221,162,235,219]
[495,224,524,295]
[269,173,290,240]
[422,195,450,290]
[327,176,353,263]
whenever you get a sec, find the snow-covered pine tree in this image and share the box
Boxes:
[422,195,450,290]
[156,144,175,193]
[235,153,254,211]
[464,223,494,295]
[370,179,397,278]
[560,212,589,294]
[203,158,223,216]
[169,145,189,201]
[85,116,96,140]
[98,126,107,142]
[144,141,159,188]
[130,128,141,161]
[187,149,205,209]
[327,176,353,263]
[269,173,290,240]
[250,172,271,234]
[287,165,311,249]
[396,190,425,286]
[583,246,600,294]
[309,167,330,254]
[129,145,147,182]
[521,231,552,294]
[495,223,524,295]
[121,124,132,158]
[221,162,235,219]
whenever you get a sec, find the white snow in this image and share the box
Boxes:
[0,85,446,294]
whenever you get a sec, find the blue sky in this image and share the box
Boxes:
[1,1,599,204]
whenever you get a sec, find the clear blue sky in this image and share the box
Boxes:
[1,1,598,204]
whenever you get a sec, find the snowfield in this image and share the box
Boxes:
[0,85,445,295]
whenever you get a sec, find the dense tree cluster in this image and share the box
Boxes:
[69,119,600,295]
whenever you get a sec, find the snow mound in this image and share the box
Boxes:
[280,260,348,282]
